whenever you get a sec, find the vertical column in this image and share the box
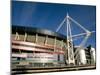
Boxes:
[45,35,48,45]
[35,33,38,43]
[15,32,19,40]
[54,37,56,52]
[24,32,27,42]
[61,40,63,50]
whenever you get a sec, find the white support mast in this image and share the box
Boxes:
[66,13,75,65]
[56,13,95,65]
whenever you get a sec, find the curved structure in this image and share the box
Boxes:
[90,47,96,64]
[79,49,87,64]
[12,26,68,67]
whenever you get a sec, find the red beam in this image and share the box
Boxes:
[12,41,65,51]
[12,45,64,54]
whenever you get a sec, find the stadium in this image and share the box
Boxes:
[12,25,95,68]
[12,26,68,67]
[11,1,96,74]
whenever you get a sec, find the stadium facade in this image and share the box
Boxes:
[12,26,68,67]
[12,26,95,68]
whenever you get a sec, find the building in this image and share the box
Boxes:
[12,25,96,68]
[74,45,96,65]
[12,26,68,67]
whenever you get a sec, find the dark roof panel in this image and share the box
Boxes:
[12,25,67,40]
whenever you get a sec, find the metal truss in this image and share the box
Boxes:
[56,13,95,65]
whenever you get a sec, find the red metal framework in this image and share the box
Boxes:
[12,40,65,54]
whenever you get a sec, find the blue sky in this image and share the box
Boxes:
[12,1,96,48]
